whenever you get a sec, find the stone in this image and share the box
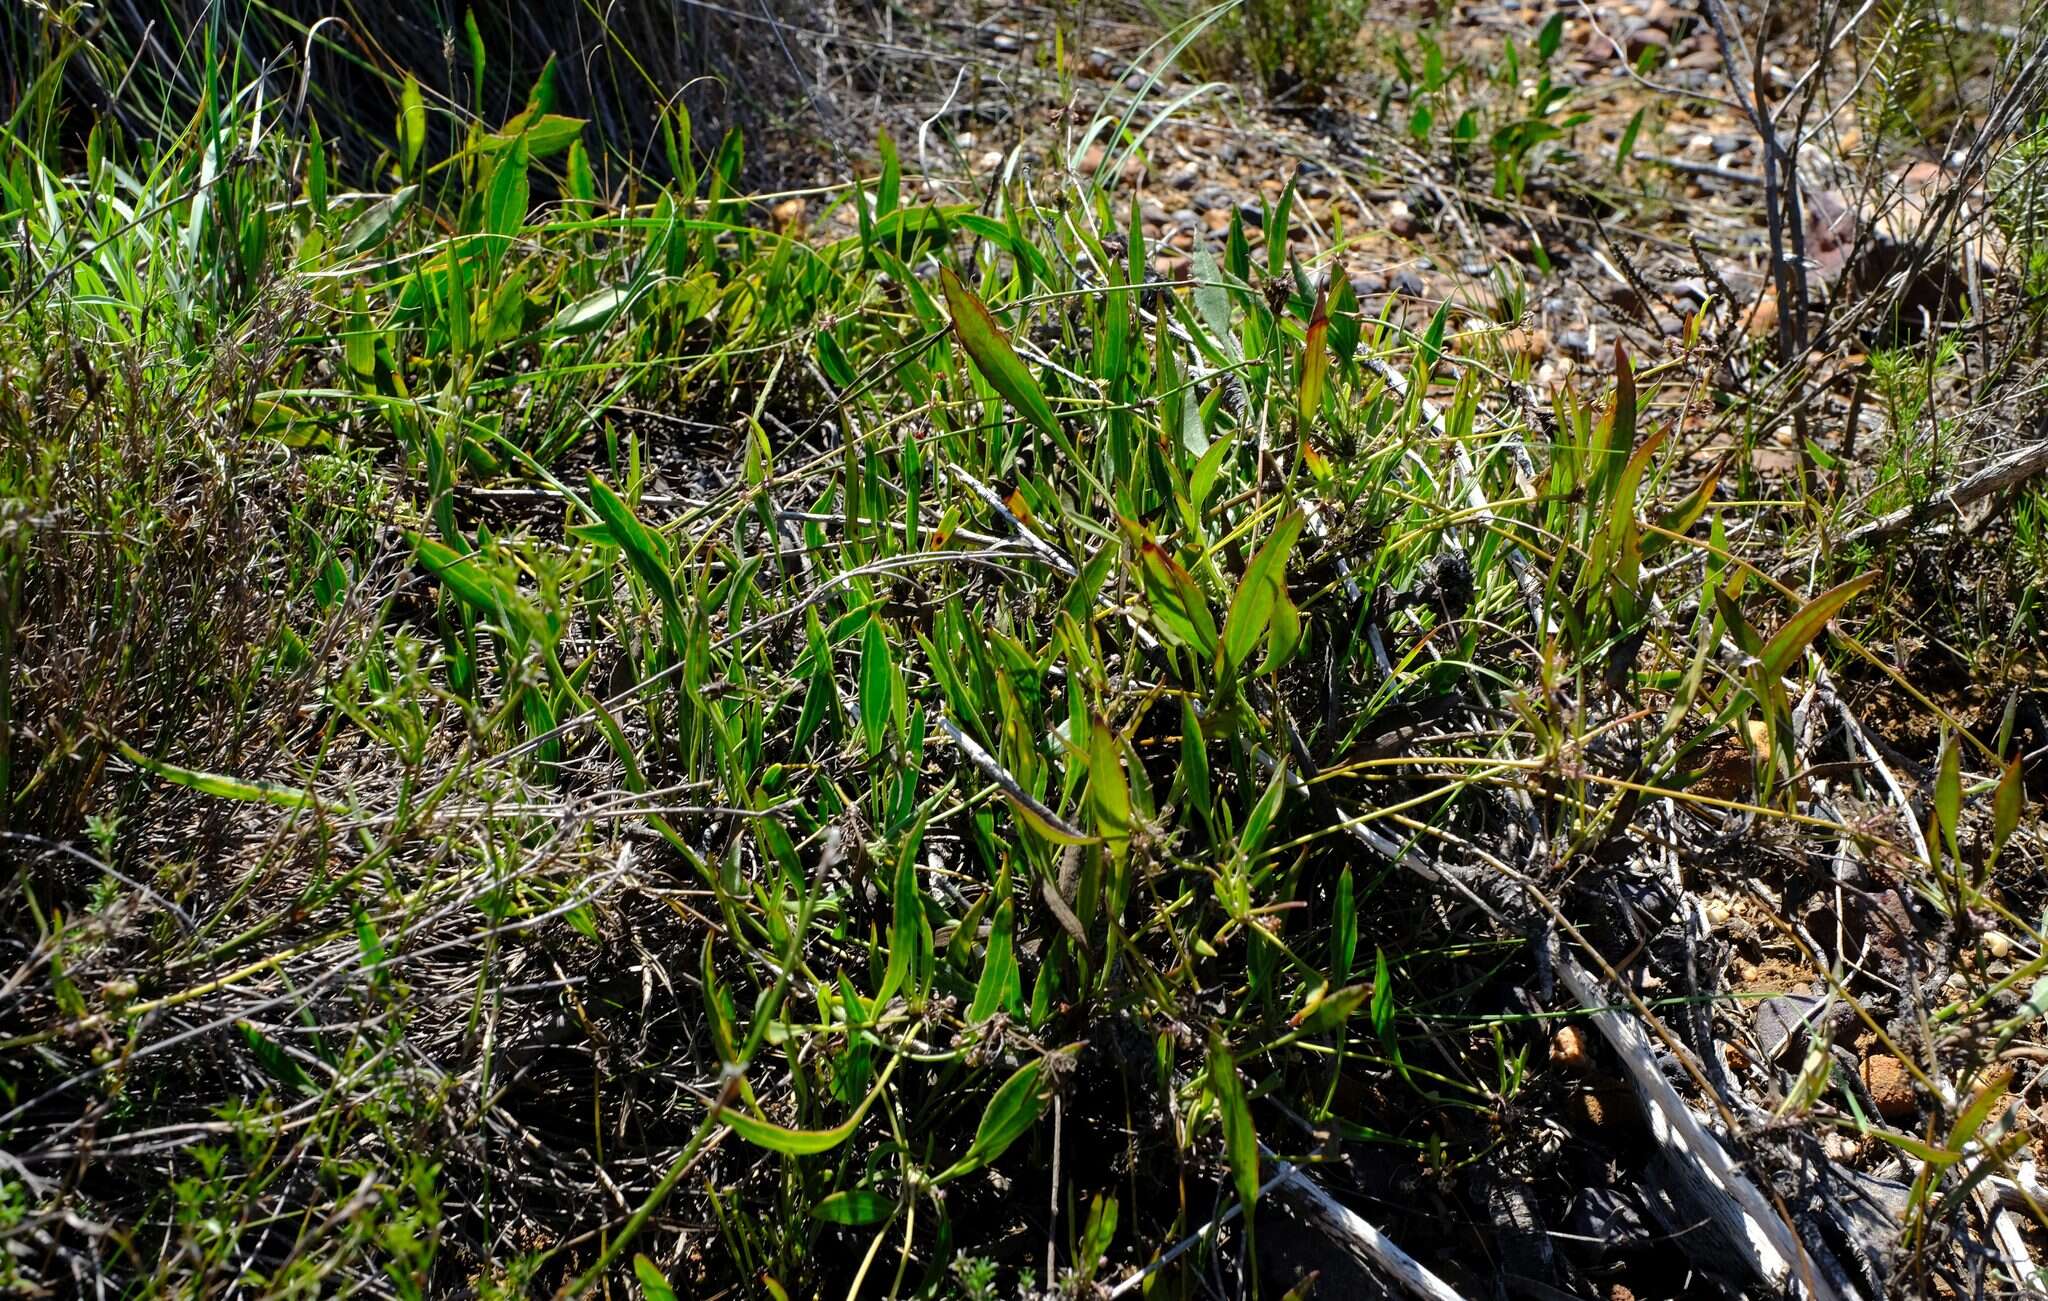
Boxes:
[1500,327,1549,360]
[1626,25,1671,62]
[1550,1024,1593,1073]
[1711,132,1750,156]
[1861,1054,1917,1120]
[1753,993,1825,1062]
[1743,288,1779,340]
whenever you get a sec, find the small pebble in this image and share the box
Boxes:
[1626,25,1671,62]
[1500,326,1550,360]
[1861,1055,1917,1120]
[1551,1024,1593,1073]
[1707,902,1731,926]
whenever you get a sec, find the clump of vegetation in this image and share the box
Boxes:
[1240,0,1371,99]
[1163,0,1369,101]
[4,1,2048,1297]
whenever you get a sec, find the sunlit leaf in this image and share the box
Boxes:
[936,1058,1051,1182]
[811,1190,896,1226]
[1758,571,1876,683]
[1089,713,1132,855]
[718,1056,897,1156]
[397,75,426,176]
[1207,1037,1260,1211]
[633,1255,678,1301]
[1297,278,1331,423]
[939,265,1060,444]
[1220,511,1305,676]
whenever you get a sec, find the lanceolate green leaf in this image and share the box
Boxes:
[549,284,629,335]
[1089,713,1132,855]
[1207,1037,1260,1212]
[717,1055,899,1156]
[1135,534,1218,656]
[969,895,1024,1021]
[872,826,920,1012]
[1238,761,1287,863]
[939,265,1060,444]
[860,615,895,757]
[116,740,320,811]
[1297,278,1331,423]
[1935,731,1962,856]
[482,135,528,241]
[397,74,426,176]
[1190,242,1243,363]
[1220,510,1306,675]
[935,1058,1051,1183]
[411,534,545,644]
[1609,426,1666,593]
[1645,452,1726,557]
[587,473,679,625]
[810,1190,896,1226]
[633,1255,678,1301]
[1758,571,1876,683]
[1995,758,2024,856]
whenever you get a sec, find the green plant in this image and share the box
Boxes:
[1161,0,1367,100]
[1389,12,1589,198]
[1242,0,1370,99]
[3,5,2044,1297]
